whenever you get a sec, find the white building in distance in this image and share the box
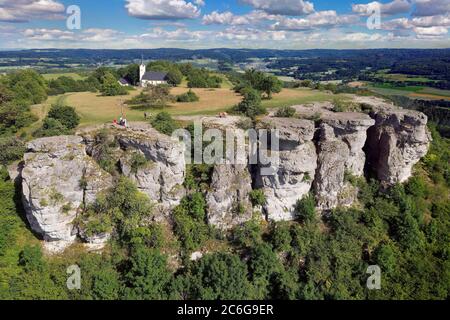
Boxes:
[139,62,168,87]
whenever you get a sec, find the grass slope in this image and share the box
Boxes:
[31,86,337,127]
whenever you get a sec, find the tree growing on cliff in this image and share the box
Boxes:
[151,112,178,135]
[77,177,154,247]
[173,192,209,253]
[295,194,316,223]
[0,136,25,165]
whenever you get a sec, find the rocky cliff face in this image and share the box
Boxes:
[350,96,431,185]
[291,106,376,210]
[21,136,112,253]
[365,109,431,185]
[200,117,255,229]
[256,117,317,221]
[206,164,253,230]
[15,97,432,252]
[19,124,187,253]
[115,125,186,211]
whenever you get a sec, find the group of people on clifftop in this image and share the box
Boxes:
[113,116,128,128]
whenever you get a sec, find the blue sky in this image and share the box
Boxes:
[0,0,449,49]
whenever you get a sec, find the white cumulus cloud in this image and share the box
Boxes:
[23,28,74,40]
[139,27,207,41]
[414,0,450,17]
[411,14,450,27]
[125,0,201,20]
[272,11,360,30]
[341,32,384,42]
[203,11,250,25]
[0,0,65,22]
[352,0,412,16]
[414,26,448,38]
[239,0,314,16]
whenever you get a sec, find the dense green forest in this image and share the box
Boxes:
[0,67,449,300]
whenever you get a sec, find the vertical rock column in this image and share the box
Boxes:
[21,136,112,253]
[201,117,255,230]
[206,164,254,230]
[116,126,186,213]
[365,109,431,185]
[314,115,374,210]
[256,117,317,221]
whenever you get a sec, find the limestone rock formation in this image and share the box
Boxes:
[115,125,186,210]
[256,117,317,221]
[201,116,254,229]
[21,136,112,253]
[366,109,431,185]
[293,104,375,176]
[314,123,356,210]
[79,231,111,252]
[292,105,375,210]
[206,164,253,230]
[83,157,114,204]
[353,96,431,185]
[17,101,432,252]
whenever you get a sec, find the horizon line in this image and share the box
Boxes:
[1,47,450,52]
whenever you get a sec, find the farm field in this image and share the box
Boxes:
[419,87,450,97]
[371,83,424,92]
[409,93,450,101]
[30,86,337,128]
[368,85,450,101]
[374,72,436,83]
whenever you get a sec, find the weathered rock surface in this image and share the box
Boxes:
[353,96,431,185]
[79,231,111,252]
[291,106,376,210]
[294,105,375,170]
[201,116,252,165]
[314,123,356,210]
[256,117,317,221]
[206,164,253,230]
[200,117,254,229]
[21,136,112,253]
[115,125,186,210]
[201,115,250,131]
[366,109,431,185]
